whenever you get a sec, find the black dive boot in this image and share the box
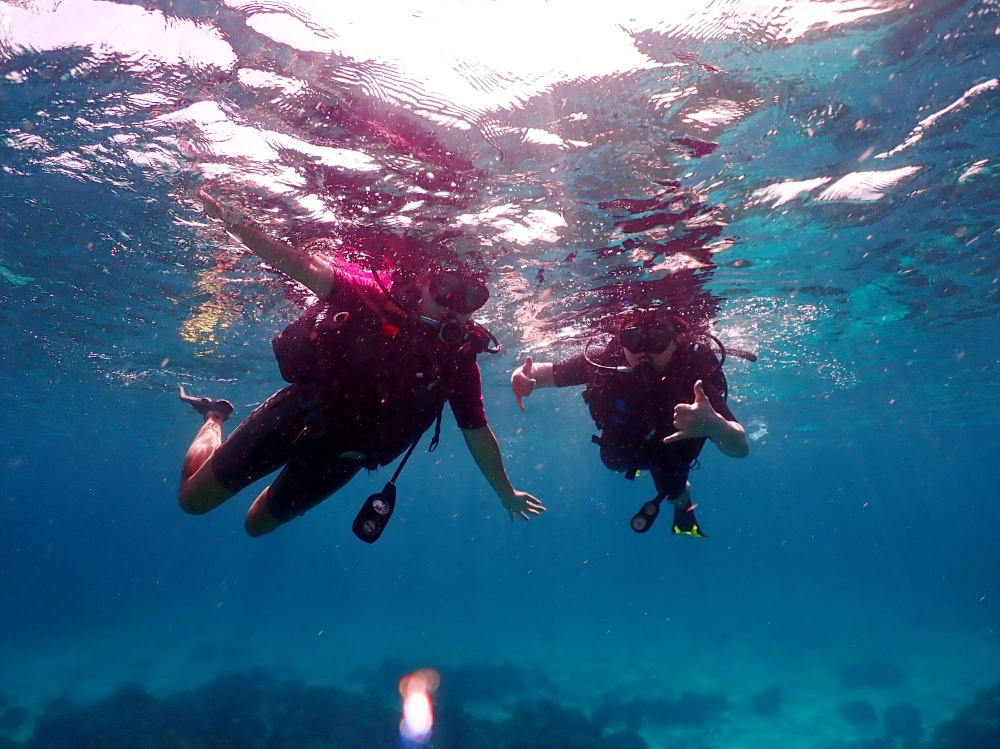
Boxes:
[179,386,234,421]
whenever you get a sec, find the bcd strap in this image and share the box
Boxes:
[429,408,443,452]
[387,402,445,486]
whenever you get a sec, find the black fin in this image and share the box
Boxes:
[671,502,708,538]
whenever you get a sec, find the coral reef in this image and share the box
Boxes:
[833,683,1000,749]
[27,673,398,749]
[591,691,728,732]
[882,702,922,742]
[0,708,27,732]
[928,682,1000,749]
[487,699,645,749]
[16,669,997,749]
[350,659,558,707]
[17,670,650,749]
[837,699,880,725]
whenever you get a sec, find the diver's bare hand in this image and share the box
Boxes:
[197,188,246,227]
[197,188,226,220]
[500,489,546,522]
[511,356,536,411]
[663,380,726,444]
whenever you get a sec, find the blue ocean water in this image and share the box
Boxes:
[1,1,999,747]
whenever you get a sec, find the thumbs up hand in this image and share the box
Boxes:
[511,356,537,412]
[662,380,723,444]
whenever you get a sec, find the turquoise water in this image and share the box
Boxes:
[1,1,999,747]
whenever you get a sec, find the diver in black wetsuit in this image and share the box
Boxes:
[511,309,748,537]
[177,190,544,539]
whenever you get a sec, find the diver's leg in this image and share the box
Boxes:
[651,457,706,537]
[657,477,706,537]
[629,466,690,533]
[669,481,692,508]
[244,487,282,537]
[244,458,362,537]
[179,385,300,517]
[651,466,692,508]
[178,412,235,514]
[180,412,223,484]
[649,451,693,508]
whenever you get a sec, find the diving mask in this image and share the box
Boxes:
[430,271,489,315]
[620,325,674,355]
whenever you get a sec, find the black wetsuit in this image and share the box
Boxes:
[210,270,488,523]
[552,343,736,500]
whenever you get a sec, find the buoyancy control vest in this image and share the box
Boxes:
[271,285,493,464]
[582,342,728,469]
[272,284,495,385]
[271,291,377,387]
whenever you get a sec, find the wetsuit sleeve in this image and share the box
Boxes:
[700,379,736,423]
[697,354,739,421]
[448,358,489,430]
[552,354,590,388]
[321,264,385,304]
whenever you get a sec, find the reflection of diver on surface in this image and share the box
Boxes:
[177,190,544,540]
[511,309,748,537]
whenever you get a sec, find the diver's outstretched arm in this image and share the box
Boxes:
[197,189,337,298]
[704,416,749,458]
[461,425,546,522]
[511,356,556,411]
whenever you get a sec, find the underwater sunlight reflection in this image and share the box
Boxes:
[1,1,999,748]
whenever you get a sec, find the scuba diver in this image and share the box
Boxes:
[510,309,747,538]
[177,190,544,540]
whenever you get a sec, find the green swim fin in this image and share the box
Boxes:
[671,501,708,539]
